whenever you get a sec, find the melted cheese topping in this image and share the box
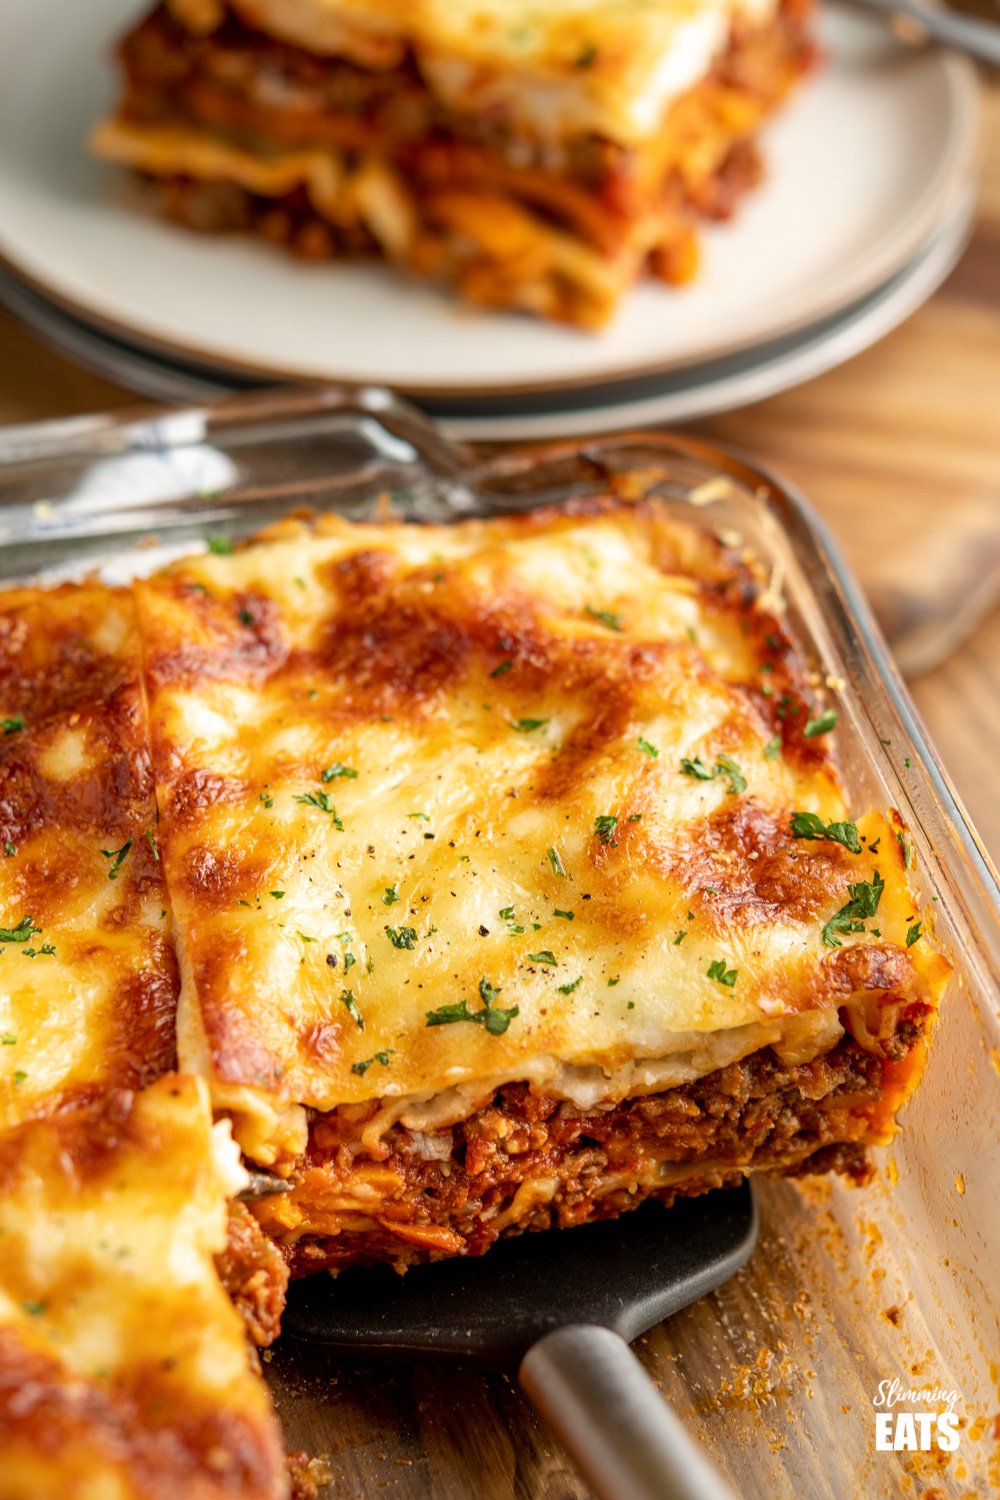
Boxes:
[133,500,948,1164]
[0,585,178,1133]
[212,0,780,145]
[0,1074,287,1500]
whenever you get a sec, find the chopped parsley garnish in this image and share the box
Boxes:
[3,841,15,858]
[789,812,861,854]
[585,605,623,632]
[259,791,274,809]
[344,952,356,974]
[763,735,782,761]
[607,976,620,987]
[297,932,317,944]
[206,536,233,555]
[382,883,400,906]
[100,840,133,881]
[499,905,525,934]
[145,827,160,861]
[237,607,255,627]
[707,959,738,987]
[1,717,25,735]
[528,950,557,966]
[385,926,417,949]
[12,1071,27,1085]
[490,661,514,678]
[408,811,431,822]
[426,977,518,1035]
[351,1050,395,1077]
[637,737,659,758]
[804,709,838,738]
[340,990,364,1030]
[715,755,747,795]
[553,908,574,921]
[897,831,914,869]
[906,922,923,947]
[594,815,618,846]
[673,930,688,945]
[821,871,885,949]
[575,41,598,68]
[547,847,566,877]
[321,763,358,782]
[294,791,344,829]
[23,944,56,958]
[510,717,549,733]
[1,1033,15,1045]
[680,755,746,795]
[557,975,582,994]
[270,891,284,899]
[23,1300,46,1317]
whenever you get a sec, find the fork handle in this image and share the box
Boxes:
[520,1324,737,1500]
[849,0,1000,66]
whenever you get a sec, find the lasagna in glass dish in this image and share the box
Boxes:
[0,465,950,1487]
[90,0,816,326]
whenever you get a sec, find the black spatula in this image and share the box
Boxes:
[283,1185,757,1500]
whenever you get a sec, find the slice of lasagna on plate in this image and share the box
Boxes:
[91,0,815,325]
[132,497,948,1275]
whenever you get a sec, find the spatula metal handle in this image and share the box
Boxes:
[520,1324,737,1500]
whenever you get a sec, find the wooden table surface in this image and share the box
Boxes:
[0,63,997,1500]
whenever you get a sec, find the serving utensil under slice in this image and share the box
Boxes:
[282,1186,757,1500]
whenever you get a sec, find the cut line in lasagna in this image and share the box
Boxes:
[90,0,816,326]
[0,585,294,1498]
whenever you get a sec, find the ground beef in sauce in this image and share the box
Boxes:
[255,1007,929,1276]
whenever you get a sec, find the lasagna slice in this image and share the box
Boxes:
[0,1074,290,1500]
[0,584,178,1133]
[134,498,949,1274]
[91,0,815,326]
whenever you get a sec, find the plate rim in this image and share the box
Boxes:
[0,189,974,436]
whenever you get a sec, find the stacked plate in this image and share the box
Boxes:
[0,0,981,439]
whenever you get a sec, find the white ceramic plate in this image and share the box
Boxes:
[0,191,973,441]
[0,0,979,401]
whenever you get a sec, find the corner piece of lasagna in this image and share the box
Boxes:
[0,1074,290,1500]
[90,0,815,325]
[132,497,949,1275]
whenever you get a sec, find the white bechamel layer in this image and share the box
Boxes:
[208,0,782,145]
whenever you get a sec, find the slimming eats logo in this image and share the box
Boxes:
[873,1378,961,1452]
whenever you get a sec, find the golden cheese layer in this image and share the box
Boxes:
[167,0,779,146]
[0,1074,288,1500]
[0,585,178,1133]
[133,499,948,1165]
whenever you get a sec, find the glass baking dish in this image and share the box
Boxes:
[1,385,997,1499]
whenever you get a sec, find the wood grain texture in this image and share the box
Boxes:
[0,63,996,1500]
